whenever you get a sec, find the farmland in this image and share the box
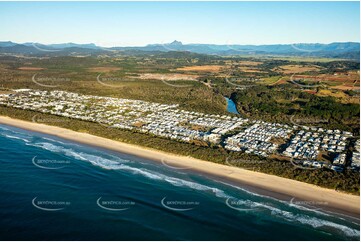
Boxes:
[0,52,359,133]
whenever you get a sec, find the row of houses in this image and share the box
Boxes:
[282,129,349,160]
[224,122,293,157]
[351,139,360,170]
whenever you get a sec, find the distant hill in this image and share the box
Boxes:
[0,40,359,60]
[140,41,360,59]
[0,41,17,48]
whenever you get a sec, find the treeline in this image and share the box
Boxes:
[0,106,359,194]
[231,85,360,133]
[316,60,360,73]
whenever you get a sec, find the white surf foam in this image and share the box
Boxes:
[255,203,360,238]
[42,137,67,145]
[219,180,334,218]
[3,134,31,143]
[101,163,229,198]
[27,141,230,198]
[219,181,271,199]
[27,142,130,166]
[0,126,11,131]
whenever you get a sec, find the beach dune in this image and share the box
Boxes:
[0,116,359,216]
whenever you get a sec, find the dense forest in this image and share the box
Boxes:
[231,85,360,134]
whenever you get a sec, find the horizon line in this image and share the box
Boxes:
[1,40,360,48]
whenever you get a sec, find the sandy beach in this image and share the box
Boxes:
[0,115,359,216]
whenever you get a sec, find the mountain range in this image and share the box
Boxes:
[0,40,359,60]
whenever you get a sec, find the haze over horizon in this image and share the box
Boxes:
[0,1,359,47]
[1,39,361,48]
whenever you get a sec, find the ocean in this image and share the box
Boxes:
[0,124,359,240]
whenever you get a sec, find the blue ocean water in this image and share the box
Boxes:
[0,124,359,241]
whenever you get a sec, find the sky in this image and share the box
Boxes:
[0,1,359,46]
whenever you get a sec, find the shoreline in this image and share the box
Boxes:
[0,115,359,218]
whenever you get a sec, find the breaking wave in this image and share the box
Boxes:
[27,142,130,167]
[27,141,230,198]
[259,204,360,238]
[3,134,31,143]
